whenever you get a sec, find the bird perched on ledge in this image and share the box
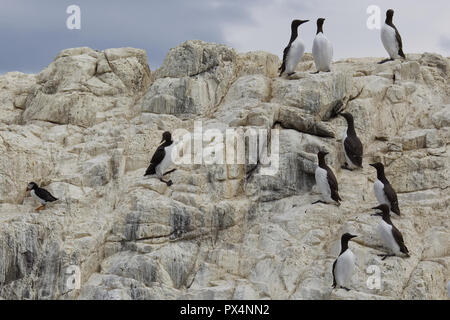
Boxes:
[314,151,342,206]
[379,9,406,64]
[332,233,357,291]
[26,182,58,212]
[279,19,309,77]
[312,18,333,73]
[144,131,177,186]
[369,162,401,216]
[340,112,363,170]
[371,204,409,260]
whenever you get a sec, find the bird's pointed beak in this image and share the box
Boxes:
[26,187,30,192]
[350,235,357,239]
[369,163,376,167]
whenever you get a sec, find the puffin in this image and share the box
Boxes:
[312,18,333,73]
[379,9,405,64]
[332,233,357,291]
[26,182,58,212]
[144,131,176,186]
[371,204,409,260]
[340,112,363,170]
[279,19,309,77]
[369,162,401,216]
[314,151,342,206]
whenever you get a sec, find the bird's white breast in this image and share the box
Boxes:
[285,38,305,74]
[156,143,175,176]
[374,179,389,205]
[315,167,331,202]
[312,33,333,71]
[381,23,399,59]
[31,189,46,204]
[335,249,355,287]
[378,220,400,254]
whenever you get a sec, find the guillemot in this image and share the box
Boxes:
[279,19,309,77]
[144,131,177,186]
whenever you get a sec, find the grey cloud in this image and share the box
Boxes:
[0,0,257,73]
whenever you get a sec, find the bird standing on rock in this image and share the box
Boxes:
[144,131,177,186]
[279,19,309,77]
[312,18,333,73]
[332,233,357,291]
[371,204,409,260]
[379,9,405,64]
[314,151,342,206]
[26,182,58,212]
[340,112,363,170]
[369,162,401,216]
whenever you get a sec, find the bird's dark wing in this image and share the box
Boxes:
[344,136,363,167]
[35,187,58,202]
[326,166,341,202]
[393,25,405,58]
[384,183,400,215]
[150,145,166,166]
[332,259,337,288]
[145,145,166,176]
[392,225,409,255]
[279,44,291,75]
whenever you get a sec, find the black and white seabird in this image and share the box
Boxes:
[340,112,363,170]
[369,162,400,216]
[332,233,357,291]
[312,18,333,73]
[279,19,309,77]
[26,182,58,212]
[371,204,409,260]
[144,131,176,186]
[379,9,405,64]
[314,151,342,206]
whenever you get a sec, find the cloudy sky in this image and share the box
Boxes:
[1,0,449,74]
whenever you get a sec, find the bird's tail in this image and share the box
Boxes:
[279,63,285,76]
[392,205,401,216]
[144,164,156,176]
[399,49,406,59]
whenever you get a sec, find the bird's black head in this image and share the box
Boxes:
[339,112,354,125]
[369,162,384,171]
[340,233,357,252]
[317,150,329,159]
[386,9,394,18]
[316,18,325,34]
[26,182,38,191]
[371,204,390,218]
[386,9,394,23]
[160,131,172,144]
[317,150,329,166]
[317,18,325,27]
[341,233,357,242]
[292,19,309,29]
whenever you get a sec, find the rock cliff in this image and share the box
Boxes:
[0,40,448,299]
